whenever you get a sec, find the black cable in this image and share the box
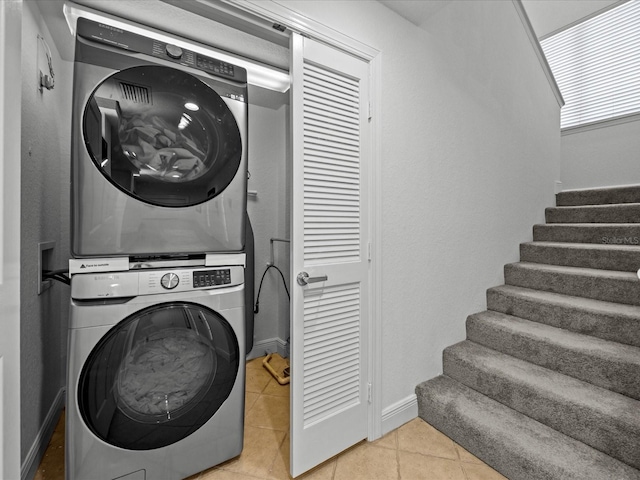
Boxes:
[254,264,290,314]
[42,269,71,286]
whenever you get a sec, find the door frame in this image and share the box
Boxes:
[0,0,23,478]
[222,0,383,441]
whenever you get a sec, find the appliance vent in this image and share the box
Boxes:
[119,82,151,104]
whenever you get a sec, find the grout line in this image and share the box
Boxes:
[395,430,401,480]
[453,441,462,461]
[330,457,337,480]
[265,423,287,480]
[460,462,471,480]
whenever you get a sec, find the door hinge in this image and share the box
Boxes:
[367,383,372,404]
[367,241,372,262]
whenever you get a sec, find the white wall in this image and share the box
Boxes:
[20,0,72,471]
[560,120,640,191]
[277,0,561,417]
[246,86,291,357]
[1,1,24,478]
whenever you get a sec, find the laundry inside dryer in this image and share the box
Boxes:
[71,18,249,257]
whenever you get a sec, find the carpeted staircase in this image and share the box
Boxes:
[415,185,640,480]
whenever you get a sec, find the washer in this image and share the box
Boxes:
[66,262,245,480]
[71,17,248,258]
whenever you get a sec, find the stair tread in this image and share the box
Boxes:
[521,242,640,271]
[507,261,638,280]
[549,203,640,210]
[533,224,640,244]
[534,222,640,227]
[546,204,640,223]
[469,310,640,362]
[445,340,640,426]
[488,284,640,318]
[557,185,640,207]
[416,375,640,480]
[504,262,640,306]
[523,241,640,252]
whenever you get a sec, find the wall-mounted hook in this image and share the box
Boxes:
[37,34,55,92]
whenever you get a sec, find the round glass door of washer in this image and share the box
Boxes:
[77,302,240,450]
[83,65,243,207]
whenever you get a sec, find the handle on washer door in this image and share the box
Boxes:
[297,271,328,286]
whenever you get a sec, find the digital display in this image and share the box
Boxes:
[193,269,231,287]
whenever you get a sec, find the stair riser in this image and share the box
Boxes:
[443,346,640,469]
[466,315,640,400]
[557,186,640,206]
[416,376,640,480]
[487,287,640,348]
[504,264,640,306]
[520,243,640,272]
[533,224,640,244]
[546,205,640,223]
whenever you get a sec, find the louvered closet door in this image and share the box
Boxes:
[290,33,370,477]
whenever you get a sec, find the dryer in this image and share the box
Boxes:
[66,262,245,480]
[71,17,248,257]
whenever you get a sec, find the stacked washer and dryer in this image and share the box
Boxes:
[67,16,253,480]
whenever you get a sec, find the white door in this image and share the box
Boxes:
[290,33,370,477]
[0,1,22,478]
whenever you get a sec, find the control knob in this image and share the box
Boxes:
[166,44,183,60]
[160,272,179,290]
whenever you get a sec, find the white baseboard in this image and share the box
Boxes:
[555,181,563,194]
[246,337,288,360]
[22,387,66,480]
[381,394,418,436]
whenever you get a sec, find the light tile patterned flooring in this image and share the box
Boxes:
[35,355,507,480]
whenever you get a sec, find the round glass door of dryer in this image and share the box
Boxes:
[83,65,243,207]
[77,302,240,450]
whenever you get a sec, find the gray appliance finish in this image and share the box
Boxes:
[71,17,248,258]
[66,265,245,480]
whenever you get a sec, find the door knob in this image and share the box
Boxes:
[297,271,328,286]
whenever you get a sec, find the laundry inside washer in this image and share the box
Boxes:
[67,264,246,480]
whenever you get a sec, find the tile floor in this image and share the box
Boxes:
[34,355,507,480]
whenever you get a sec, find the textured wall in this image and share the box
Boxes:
[560,120,640,191]
[278,0,561,412]
[20,0,72,464]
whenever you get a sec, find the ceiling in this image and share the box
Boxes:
[378,0,449,28]
[378,0,621,37]
[521,0,620,38]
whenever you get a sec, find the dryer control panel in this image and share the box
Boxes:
[76,17,247,83]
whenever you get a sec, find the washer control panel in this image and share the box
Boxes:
[193,269,231,288]
[71,265,244,299]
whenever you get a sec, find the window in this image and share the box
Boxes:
[541,0,640,130]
